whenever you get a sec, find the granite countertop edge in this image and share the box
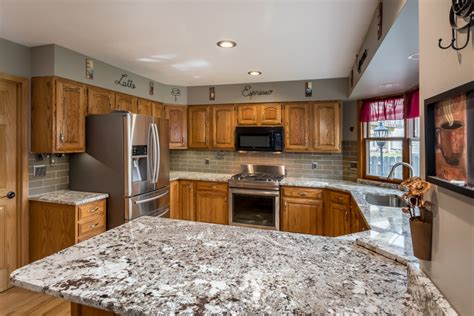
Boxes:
[29,190,109,206]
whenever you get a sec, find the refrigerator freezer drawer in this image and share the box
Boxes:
[125,186,170,220]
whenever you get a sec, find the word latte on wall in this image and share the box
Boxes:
[115,74,136,89]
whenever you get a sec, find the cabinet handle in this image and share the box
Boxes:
[60,131,65,143]
[89,223,99,229]
[182,136,185,144]
[299,192,307,196]
[89,207,100,213]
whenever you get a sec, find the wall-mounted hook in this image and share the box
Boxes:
[438,1,473,51]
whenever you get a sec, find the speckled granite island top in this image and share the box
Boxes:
[29,190,109,206]
[11,216,419,315]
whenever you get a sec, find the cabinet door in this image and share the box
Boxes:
[87,86,115,115]
[137,98,153,116]
[312,102,341,152]
[327,203,351,237]
[281,197,323,235]
[260,103,282,125]
[350,198,369,233]
[115,93,138,113]
[152,101,164,119]
[170,181,180,219]
[195,190,228,225]
[166,105,187,149]
[283,103,310,151]
[55,78,87,152]
[188,106,209,148]
[211,105,235,150]
[179,181,195,221]
[237,104,258,125]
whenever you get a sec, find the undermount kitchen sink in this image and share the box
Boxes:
[365,193,407,208]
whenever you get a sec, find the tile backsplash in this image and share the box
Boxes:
[171,142,357,180]
[28,153,69,196]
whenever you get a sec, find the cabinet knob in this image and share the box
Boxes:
[1,191,15,199]
[89,207,100,213]
[299,192,307,196]
[60,131,65,143]
[89,223,99,229]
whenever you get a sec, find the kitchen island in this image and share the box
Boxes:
[12,216,418,315]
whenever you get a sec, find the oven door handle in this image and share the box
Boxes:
[229,188,280,197]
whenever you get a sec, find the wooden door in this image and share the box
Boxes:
[188,106,209,149]
[211,105,235,150]
[137,99,153,116]
[284,103,310,151]
[170,181,180,219]
[281,197,323,235]
[166,105,187,149]
[195,190,228,225]
[237,104,258,125]
[152,101,164,119]
[179,181,195,221]
[328,203,351,237]
[0,78,18,291]
[55,78,87,152]
[87,86,115,115]
[260,103,282,125]
[114,93,138,113]
[313,102,341,152]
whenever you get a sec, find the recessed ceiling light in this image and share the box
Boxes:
[408,52,419,60]
[136,57,160,63]
[381,83,400,88]
[217,40,237,48]
[248,71,262,76]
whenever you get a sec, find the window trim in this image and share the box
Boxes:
[358,91,420,183]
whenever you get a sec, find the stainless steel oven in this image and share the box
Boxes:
[229,188,280,230]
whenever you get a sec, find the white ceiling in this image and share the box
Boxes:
[350,0,419,99]
[0,0,378,86]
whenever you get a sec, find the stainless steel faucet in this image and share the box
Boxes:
[387,162,414,180]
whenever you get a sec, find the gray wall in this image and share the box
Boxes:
[31,44,188,105]
[187,78,348,105]
[419,0,474,314]
[0,38,31,78]
[342,101,358,142]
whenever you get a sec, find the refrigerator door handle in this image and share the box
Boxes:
[148,123,155,182]
[153,123,160,183]
[134,190,169,204]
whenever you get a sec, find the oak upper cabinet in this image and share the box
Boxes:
[137,98,153,116]
[166,105,187,149]
[188,105,210,149]
[211,105,235,150]
[312,102,341,152]
[114,92,138,113]
[281,187,324,235]
[152,101,164,119]
[87,86,115,115]
[237,104,258,125]
[325,191,351,237]
[283,103,310,152]
[259,103,282,125]
[31,77,87,153]
[195,182,228,225]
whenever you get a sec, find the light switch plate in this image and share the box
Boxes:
[312,162,318,170]
[34,165,47,177]
[204,158,210,165]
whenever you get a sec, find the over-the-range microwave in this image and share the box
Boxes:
[235,126,284,152]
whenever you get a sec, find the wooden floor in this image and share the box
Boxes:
[0,287,70,316]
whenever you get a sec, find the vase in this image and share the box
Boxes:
[409,211,433,261]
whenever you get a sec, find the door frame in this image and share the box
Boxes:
[0,73,29,267]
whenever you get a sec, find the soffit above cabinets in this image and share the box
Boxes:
[0,0,378,86]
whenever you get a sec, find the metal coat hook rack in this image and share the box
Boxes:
[438,0,473,51]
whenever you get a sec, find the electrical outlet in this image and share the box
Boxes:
[204,158,210,165]
[312,162,318,170]
[34,165,47,177]
[350,162,358,170]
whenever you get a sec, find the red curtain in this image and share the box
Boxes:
[359,97,404,122]
[359,89,419,122]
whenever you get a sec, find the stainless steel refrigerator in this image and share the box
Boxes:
[70,111,170,229]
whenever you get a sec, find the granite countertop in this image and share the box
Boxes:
[29,190,109,206]
[170,171,233,182]
[11,216,420,315]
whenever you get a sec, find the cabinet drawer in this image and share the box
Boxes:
[282,187,323,200]
[329,191,351,205]
[196,181,228,192]
[78,200,106,222]
[78,215,106,240]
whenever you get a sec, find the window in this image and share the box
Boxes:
[360,91,420,182]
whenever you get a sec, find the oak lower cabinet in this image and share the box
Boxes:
[188,105,210,149]
[325,191,351,237]
[29,199,107,262]
[166,105,187,149]
[87,86,115,115]
[170,180,195,221]
[114,92,138,113]
[31,77,87,153]
[350,197,370,233]
[195,182,228,225]
[312,102,341,152]
[281,187,324,235]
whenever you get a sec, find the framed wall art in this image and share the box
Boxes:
[425,81,474,198]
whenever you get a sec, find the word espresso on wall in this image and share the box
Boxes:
[242,85,273,99]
